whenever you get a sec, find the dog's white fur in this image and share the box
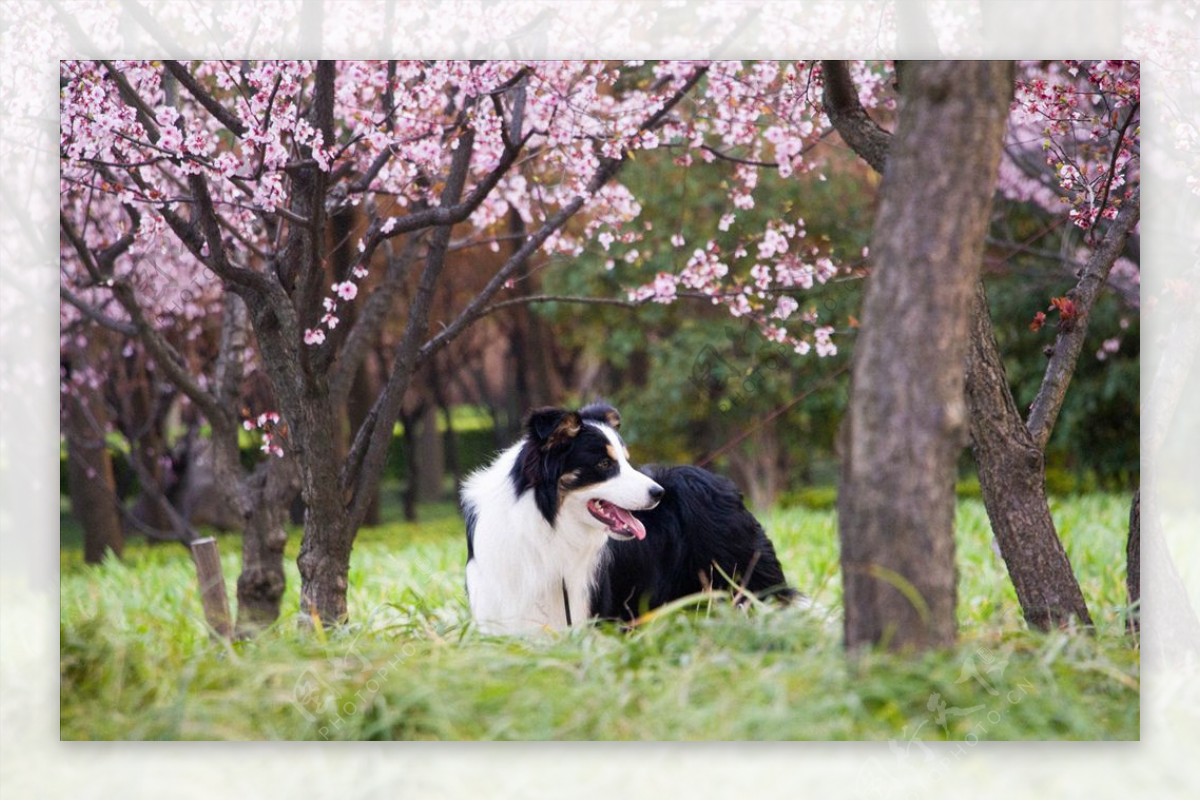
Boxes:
[463,421,662,635]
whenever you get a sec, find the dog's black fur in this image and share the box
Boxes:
[579,403,797,622]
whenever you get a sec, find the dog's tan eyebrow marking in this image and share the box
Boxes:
[605,443,619,462]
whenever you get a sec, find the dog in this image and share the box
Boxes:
[462,402,795,634]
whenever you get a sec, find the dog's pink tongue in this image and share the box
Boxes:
[612,506,646,540]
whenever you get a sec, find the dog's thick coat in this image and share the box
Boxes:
[462,403,794,634]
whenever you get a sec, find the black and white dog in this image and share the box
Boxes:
[462,402,794,634]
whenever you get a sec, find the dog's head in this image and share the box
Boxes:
[513,403,663,540]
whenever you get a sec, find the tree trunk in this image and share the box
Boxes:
[400,408,419,522]
[965,283,1094,629]
[123,366,175,533]
[64,369,124,563]
[235,456,299,635]
[1126,488,1139,635]
[296,400,354,626]
[347,352,381,526]
[414,405,444,502]
[838,61,1013,652]
[430,357,463,498]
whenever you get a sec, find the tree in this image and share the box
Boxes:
[824,59,1140,633]
[61,59,708,625]
[835,61,1014,650]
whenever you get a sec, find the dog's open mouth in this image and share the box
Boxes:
[587,499,647,541]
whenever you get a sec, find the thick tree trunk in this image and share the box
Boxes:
[64,372,124,563]
[235,456,299,635]
[838,61,1013,652]
[965,283,1094,629]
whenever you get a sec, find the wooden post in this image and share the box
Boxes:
[190,537,233,639]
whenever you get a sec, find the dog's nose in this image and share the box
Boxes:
[649,483,664,502]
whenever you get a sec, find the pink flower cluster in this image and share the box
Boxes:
[1009,60,1140,229]
[243,411,286,458]
[629,218,841,357]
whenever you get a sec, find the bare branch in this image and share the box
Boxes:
[1026,189,1140,449]
[113,278,229,427]
[481,294,642,315]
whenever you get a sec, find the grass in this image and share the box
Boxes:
[59,492,1139,741]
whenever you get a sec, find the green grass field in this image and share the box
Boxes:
[59,493,1139,741]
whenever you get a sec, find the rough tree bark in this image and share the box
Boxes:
[837,61,1013,652]
[970,192,1138,629]
[235,455,300,635]
[964,282,1093,628]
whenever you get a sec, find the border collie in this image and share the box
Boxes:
[462,402,794,635]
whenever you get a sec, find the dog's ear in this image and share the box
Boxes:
[579,401,620,431]
[527,408,582,450]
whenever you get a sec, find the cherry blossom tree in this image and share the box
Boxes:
[60,59,712,624]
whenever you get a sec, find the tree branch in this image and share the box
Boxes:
[820,60,892,174]
[351,127,531,270]
[328,232,423,403]
[1089,101,1138,243]
[1026,189,1140,449]
[414,66,709,370]
[213,292,250,410]
[181,173,276,294]
[59,286,137,336]
[481,294,643,315]
[163,60,248,137]
[293,60,338,380]
[100,60,160,142]
[342,110,478,523]
[339,65,708,523]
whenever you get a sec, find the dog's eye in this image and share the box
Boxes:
[597,458,615,471]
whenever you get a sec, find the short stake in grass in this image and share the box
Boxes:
[190,537,233,640]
